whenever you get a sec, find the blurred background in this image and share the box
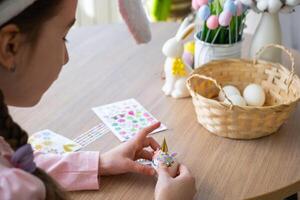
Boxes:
[75,0,300,50]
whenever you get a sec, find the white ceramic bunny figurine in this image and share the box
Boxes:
[162,24,194,98]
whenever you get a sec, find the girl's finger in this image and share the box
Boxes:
[157,166,172,180]
[136,122,161,141]
[128,160,156,176]
[137,149,154,160]
[143,137,160,150]
[175,164,193,180]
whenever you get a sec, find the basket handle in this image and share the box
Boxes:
[254,44,295,90]
[186,74,234,107]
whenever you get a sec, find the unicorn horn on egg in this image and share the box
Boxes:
[161,138,169,153]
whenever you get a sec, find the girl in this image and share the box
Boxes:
[0,0,196,199]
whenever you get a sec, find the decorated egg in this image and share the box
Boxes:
[197,0,209,7]
[224,0,237,14]
[182,52,194,67]
[268,0,283,13]
[197,5,211,21]
[243,84,266,106]
[218,85,241,101]
[234,0,243,16]
[224,94,247,106]
[207,15,219,30]
[219,10,232,26]
[152,150,178,177]
[152,138,178,177]
[182,41,195,67]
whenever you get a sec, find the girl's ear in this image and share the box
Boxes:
[0,24,21,72]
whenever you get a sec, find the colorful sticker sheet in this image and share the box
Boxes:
[28,130,82,154]
[92,99,167,142]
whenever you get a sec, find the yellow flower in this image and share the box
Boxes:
[172,58,187,76]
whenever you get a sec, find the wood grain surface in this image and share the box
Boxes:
[9,23,300,200]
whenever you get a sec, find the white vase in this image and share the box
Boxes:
[249,12,282,62]
[194,34,242,68]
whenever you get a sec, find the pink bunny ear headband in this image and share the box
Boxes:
[118,0,152,44]
[0,0,152,44]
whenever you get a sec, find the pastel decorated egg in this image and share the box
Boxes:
[182,41,195,67]
[234,1,243,16]
[197,0,209,7]
[207,15,219,30]
[197,5,211,21]
[182,52,194,67]
[219,10,232,26]
[243,84,266,106]
[268,0,283,13]
[224,94,247,106]
[152,150,178,177]
[192,0,200,10]
[224,0,237,14]
[184,41,195,54]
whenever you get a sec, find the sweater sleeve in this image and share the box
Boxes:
[34,151,100,191]
[0,166,46,200]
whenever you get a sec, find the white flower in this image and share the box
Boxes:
[268,0,283,13]
[286,0,300,6]
[246,0,299,12]
[257,0,268,11]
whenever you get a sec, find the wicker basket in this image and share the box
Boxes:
[186,44,300,139]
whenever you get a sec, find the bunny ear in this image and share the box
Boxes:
[118,0,152,44]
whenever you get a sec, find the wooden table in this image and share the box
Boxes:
[9,23,300,200]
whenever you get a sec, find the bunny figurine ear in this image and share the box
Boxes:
[118,0,152,44]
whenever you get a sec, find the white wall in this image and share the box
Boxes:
[76,0,121,26]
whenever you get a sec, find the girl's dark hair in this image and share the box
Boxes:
[0,0,68,199]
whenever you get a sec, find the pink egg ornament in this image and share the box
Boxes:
[182,52,194,68]
[219,10,232,26]
[207,15,219,30]
[197,0,209,7]
[192,0,200,10]
[234,1,243,16]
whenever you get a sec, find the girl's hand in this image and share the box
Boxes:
[99,122,161,176]
[155,164,196,200]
